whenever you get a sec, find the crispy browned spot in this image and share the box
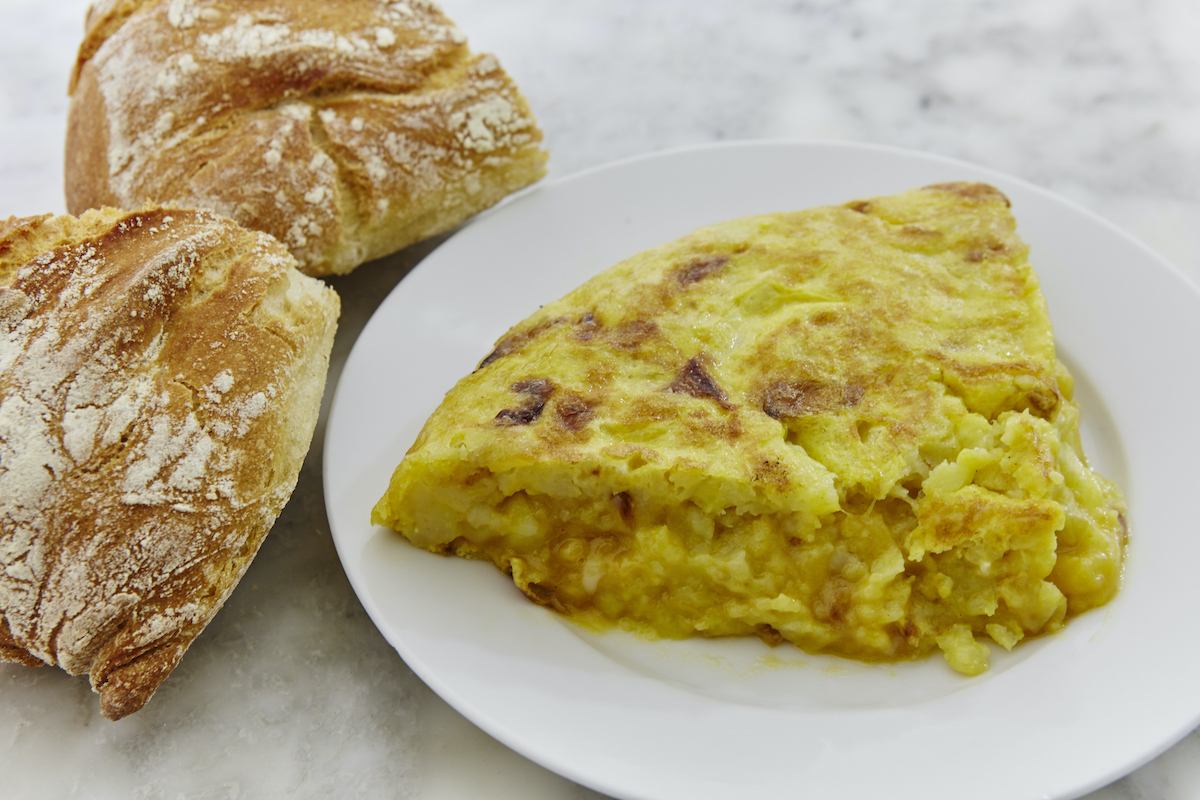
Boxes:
[620,395,677,427]
[494,378,557,426]
[522,582,553,604]
[434,536,469,556]
[614,492,634,527]
[674,407,744,447]
[937,356,1034,381]
[675,255,730,287]
[575,311,601,341]
[519,582,567,613]
[899,225,944,240]
[554,393,595,432]
[752,457,789,489]
[667,355,734,409]
[1027,386,1059,416]
[607,319,659,350]
[494,407,542,426]
[514,378,555,398]
[925,182,1011,207]
[761,379,865,419]
[478,317,567,369]
[574,313,659,351]
[754,624,783,647]
[844,382,866,406]
[478,341,515,370]
[847,200,872,213]
[964,237,1014,263]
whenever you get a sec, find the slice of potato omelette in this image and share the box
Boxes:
[372,182,1126,675]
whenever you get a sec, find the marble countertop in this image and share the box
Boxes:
[2,1,1199,798]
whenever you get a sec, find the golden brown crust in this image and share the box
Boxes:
[68,0,155,93]
[0,206,339,718]
[65,0,548,276]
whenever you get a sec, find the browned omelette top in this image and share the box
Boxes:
[401,182,1061,504]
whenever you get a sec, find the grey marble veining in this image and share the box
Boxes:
[1,1,1198,798]
[452,0,1200,279]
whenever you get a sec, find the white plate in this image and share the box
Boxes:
[324,141,1200,800]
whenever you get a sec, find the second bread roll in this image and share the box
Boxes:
[66,0,548,277]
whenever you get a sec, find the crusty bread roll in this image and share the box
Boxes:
[65,0,548,277]
[0,205,339,719]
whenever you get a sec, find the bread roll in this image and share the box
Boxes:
[65,0,548,277]
[0,205,339,719]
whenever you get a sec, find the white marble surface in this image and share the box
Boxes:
[2,1,1199,798]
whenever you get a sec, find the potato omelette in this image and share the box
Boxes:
[372,182,1127,674]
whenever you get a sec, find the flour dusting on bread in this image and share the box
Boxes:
[66,0,548,276]
[0,206,339,719]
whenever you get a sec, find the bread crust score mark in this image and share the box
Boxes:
[65,0,549,277]
[0,206,339,719]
